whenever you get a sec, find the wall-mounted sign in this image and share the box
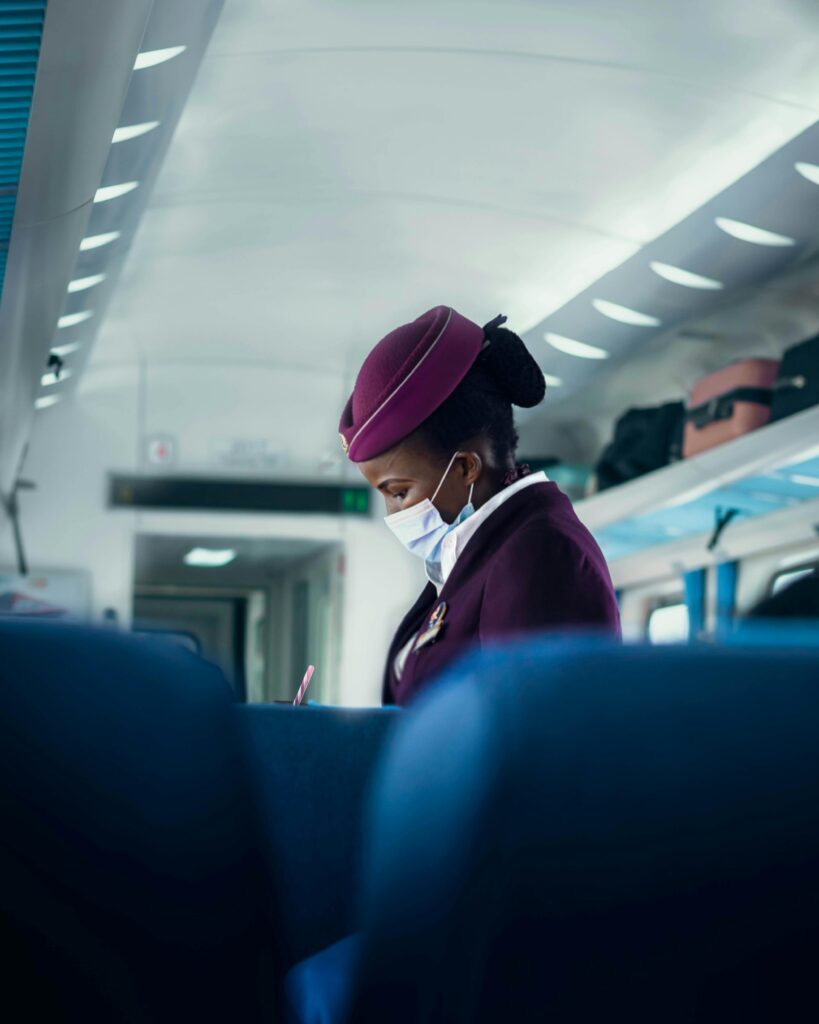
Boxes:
[109,475,371,516]
[210,437,284,470]
[146,435,177,466]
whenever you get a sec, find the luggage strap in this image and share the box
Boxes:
[686,387,772,429]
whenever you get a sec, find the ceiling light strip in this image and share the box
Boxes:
[795,162,819,187]
[649,261,723,291]
[715,217,795,247]
[80,230,121,251]
[134,46,186,71]
[544,332,609,360]
[112,120,160,144]
[592,299,661,327]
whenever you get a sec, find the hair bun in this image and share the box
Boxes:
[481,322,546,409]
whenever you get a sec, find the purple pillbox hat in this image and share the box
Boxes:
[338,305,485,462]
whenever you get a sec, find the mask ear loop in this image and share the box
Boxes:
[431,451,461,504]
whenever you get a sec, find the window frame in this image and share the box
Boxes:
[767,561,819,598]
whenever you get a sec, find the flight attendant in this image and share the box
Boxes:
[338,306,620,706]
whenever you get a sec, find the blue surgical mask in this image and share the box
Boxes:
[384,451,476,583]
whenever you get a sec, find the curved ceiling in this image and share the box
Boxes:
[27,0,819,477]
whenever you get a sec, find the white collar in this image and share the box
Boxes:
[429,471,549,593]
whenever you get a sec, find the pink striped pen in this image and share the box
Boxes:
[293,664,315,706]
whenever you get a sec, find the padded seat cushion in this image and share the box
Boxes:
[351,638,819,1022]
[0,619,275,1021]
[239,704,399,966]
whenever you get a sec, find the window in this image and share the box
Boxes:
[771,566,817,596]
[647,602,689,644]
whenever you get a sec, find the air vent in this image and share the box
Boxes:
[0,0,47,300]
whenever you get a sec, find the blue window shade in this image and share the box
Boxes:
[0,1,48,300]
[715,561,739,636]
[684,568,706,640]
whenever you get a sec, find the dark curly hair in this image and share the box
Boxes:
[412,319,546,462]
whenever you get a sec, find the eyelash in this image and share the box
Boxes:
[392,490,407,501]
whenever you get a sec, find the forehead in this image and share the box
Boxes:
[357,438,440,487]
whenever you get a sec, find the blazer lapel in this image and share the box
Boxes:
[382,581,437,702]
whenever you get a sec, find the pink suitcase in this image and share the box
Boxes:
[683,358,780,458]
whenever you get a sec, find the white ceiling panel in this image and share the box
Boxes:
[74,0,819,471]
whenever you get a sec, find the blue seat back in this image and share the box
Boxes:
[0,620,277,1021]
[350,639,819,1022]
[239,703,399,967]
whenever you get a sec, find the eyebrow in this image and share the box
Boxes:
[377,478,412,492]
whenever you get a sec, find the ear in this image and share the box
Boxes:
[458,451,483,486]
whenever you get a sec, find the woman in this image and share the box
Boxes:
[339,305,620,705]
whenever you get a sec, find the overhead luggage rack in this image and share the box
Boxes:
[575,404,819,571]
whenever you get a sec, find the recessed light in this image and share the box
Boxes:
[542,373,563,387]
[795,162,819,186]
[592,299,661,327]
[184,547,237,568]
[58,311,93,329]
[715,217,795,247]
[544,332,609,360]
[112,121,160,144]
[134,46,186,71]
[94,181,139,203]
[41,369,73,387]
[35,395,61,410]
[787,473,819,488]
[80,231,121,251]
[68,273,105,293]
[51,342,82,358]
[649,261,724,290]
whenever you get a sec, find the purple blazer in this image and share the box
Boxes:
[384,482,620,706]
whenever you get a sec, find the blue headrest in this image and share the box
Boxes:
[350,638,819,1022]
[0,619,276,1021]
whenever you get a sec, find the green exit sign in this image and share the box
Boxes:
[342,488,370,515]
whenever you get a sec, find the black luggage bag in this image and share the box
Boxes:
[594,401,684,492]
[770,334,819,423]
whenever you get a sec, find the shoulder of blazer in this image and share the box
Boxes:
[438,483,573,595]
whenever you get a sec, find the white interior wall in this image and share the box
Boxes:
[0,368,140,622]
[0,365,424,706]
[139,362,353,481]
